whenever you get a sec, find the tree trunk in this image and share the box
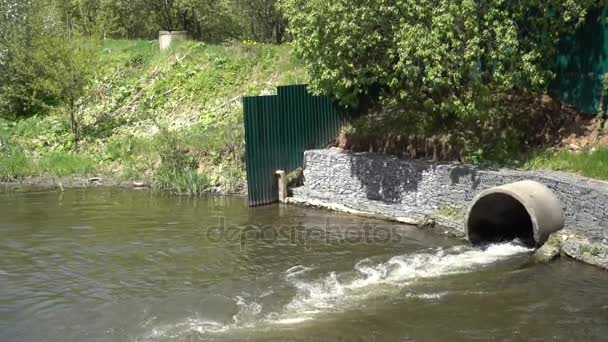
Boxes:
[275,24,284,44]
[69,100,79,150]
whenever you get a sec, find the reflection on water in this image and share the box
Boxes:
[0,189,607,341]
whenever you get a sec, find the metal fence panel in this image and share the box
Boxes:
[243,85,343,206]
[554,7,608,114]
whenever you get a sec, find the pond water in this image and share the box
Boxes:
[1,189,607,341]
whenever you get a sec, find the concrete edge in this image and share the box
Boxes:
[288,195,608,270]
[285,196,465,239]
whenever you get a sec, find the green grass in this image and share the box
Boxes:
[436,207,466,220]
[37,152,98,177]
[0,39,307,195]
[152,167,211,195]
[526,148,608,181]
[0,150,99,180]
[0,148,33,181]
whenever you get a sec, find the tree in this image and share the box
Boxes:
[0,0,64,118]
[281,0,604,119]
[238,0,287,43]
[0,0,99,141]
[172,0,242,42]
[41,37,99,148]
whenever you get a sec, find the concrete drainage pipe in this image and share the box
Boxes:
[465,180,565,248]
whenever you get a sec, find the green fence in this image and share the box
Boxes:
[554,7,608,114]
[243,85,344,206]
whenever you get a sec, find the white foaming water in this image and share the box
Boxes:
[147,318,230,339]
[144,297,262,340]
[283,242,531,315]
[285,265,313,278]
[144,242,531,339]
[233,296,263,327]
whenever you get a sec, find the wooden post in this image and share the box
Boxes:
[276,170,288,203]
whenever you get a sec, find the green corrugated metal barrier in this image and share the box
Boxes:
[243,85,344,206]
[554,7,608,114]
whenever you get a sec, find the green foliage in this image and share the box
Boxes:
[0,145,32,181]
[0,146,98,180]
[0,0,59,118]
[436,207,466,220]
[236,0,287,43]
[2,116,72,152]
[598,73,608,118]
[152,168,211,195]
[37,152,98,177]
[0,39,304,193]
[0,0,100,124]
[42,0,284,42]
[281,0,603,119]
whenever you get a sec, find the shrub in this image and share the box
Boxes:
[281,0,601,120]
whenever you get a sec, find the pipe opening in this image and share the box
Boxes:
[467,193,535,247]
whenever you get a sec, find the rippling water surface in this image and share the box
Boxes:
[1,189,607,341]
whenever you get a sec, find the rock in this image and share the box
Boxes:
[568,143,580,151]
[210,186,223,194]
[287,168,304,187]
[532,232,563,264]
[133,181,146,188]
[533,242,561,264]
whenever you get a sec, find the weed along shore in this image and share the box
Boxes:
[286,148,608,269]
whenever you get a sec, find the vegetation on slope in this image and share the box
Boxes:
[282,0,608,181]
[0,40,306,193]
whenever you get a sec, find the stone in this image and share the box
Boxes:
[133,181,146,188]
[289,148,608,269]
[532,234,562,264]
[159,31,190,51]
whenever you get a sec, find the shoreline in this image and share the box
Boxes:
[0,176,243,196]
[288,148,608,270]
[286,195,608,269]
[4,170,607,270]
[0,176,134,193]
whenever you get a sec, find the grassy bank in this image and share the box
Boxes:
[525,148,608,181]
[4,40,607,193]
[0,40,306,194]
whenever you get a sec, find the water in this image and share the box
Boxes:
[1,190,607,341]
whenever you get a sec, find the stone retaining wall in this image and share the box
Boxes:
[291,148,608,243]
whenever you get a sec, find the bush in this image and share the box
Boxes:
[281,0,601,119]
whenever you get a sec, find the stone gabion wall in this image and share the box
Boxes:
[294,148,608,240]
